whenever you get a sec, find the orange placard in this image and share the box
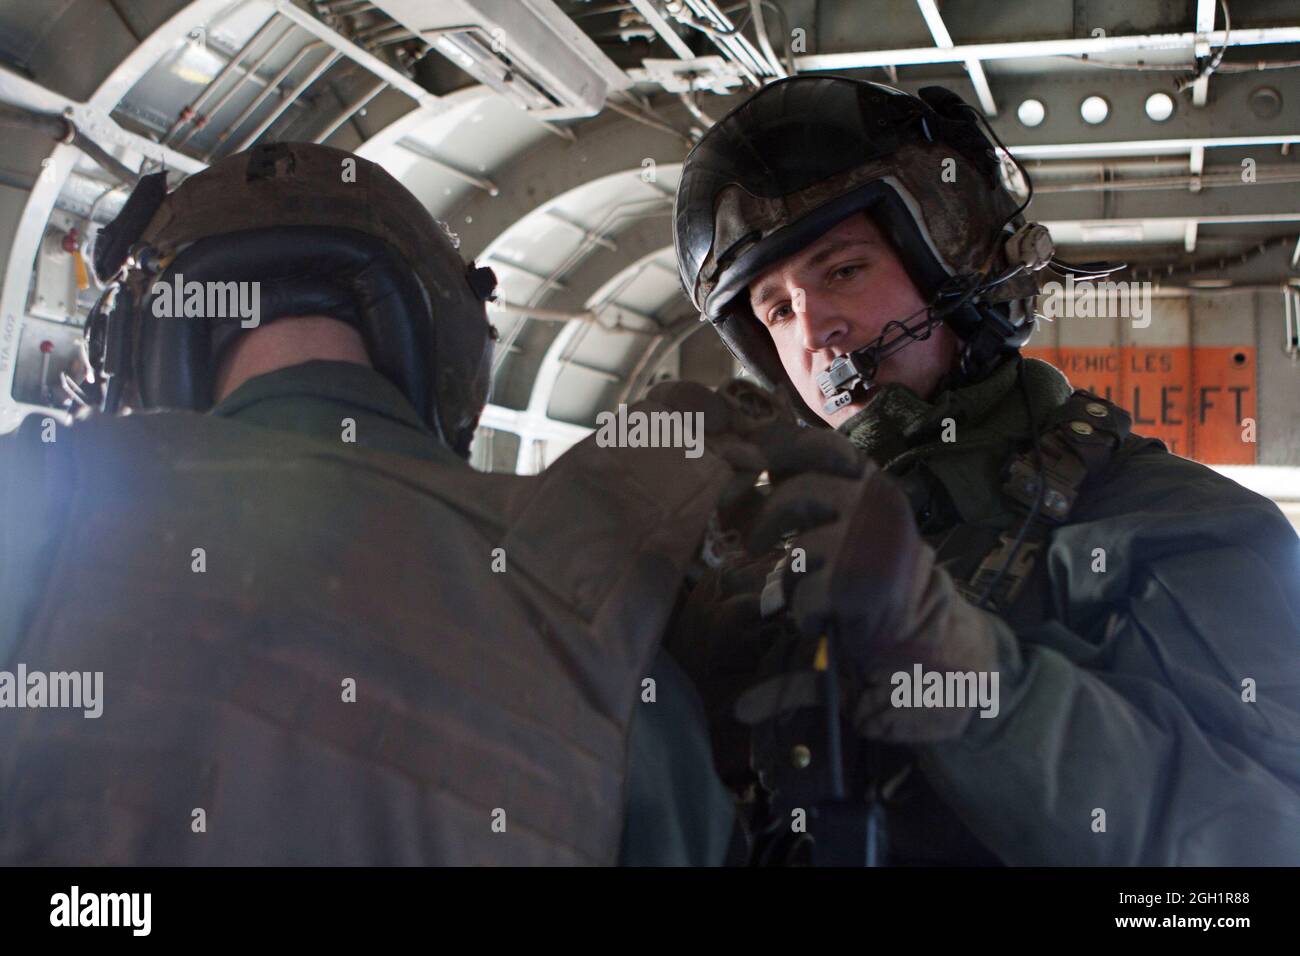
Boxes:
[1022,346,1256,464]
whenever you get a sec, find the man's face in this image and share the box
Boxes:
[747,212,960,426]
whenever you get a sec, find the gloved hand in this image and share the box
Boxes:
[650,379,888,771]
[644,378,865,535]
[643,379,772,475]
[746,461,1005,743]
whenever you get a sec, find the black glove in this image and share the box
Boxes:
[745,461,1004,742]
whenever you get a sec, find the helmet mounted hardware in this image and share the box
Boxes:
[1005,222,1056,274]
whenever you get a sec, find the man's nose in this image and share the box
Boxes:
[794,289,849,352]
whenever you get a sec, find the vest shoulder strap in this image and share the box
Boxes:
[958,388,1132,612]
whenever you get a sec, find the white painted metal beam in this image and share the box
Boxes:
[1041,213,1300,233]
[1188,142,1206,192]
[1010,134,1300,161]
[915,0,996,116]
[0,69,206,176]
[1192,0,1217,107]
[794,27,1300,71]
[625,1,698,60]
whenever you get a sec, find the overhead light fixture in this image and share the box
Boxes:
[1080,223,1145,242]
[432,31,558,112]
[639,56,745,94]
[1145,92,1175,122]
[1080,95,1110,124]
[1017,98,1046,127]
[371,0,631,119]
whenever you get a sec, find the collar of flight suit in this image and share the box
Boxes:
[835,355,1075,470]
[209,359,462,465]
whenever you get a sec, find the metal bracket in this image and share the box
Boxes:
[1284,286,1300,362]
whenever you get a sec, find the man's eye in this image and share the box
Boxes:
[768,304,793,323]
[833,264,860,280]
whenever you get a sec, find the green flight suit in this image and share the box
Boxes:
[0,360,734,865]
[849,355,1300,864]
[694,355,1300,865]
